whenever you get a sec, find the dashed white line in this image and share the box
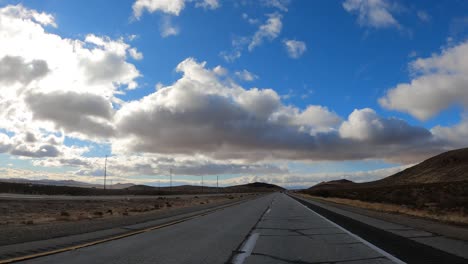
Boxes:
[231,196,276,264]
[232,232,260,264]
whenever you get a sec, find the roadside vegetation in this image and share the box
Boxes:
[0,194,253,226]
[300,181,468,225]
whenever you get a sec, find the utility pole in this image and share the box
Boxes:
[201,175,204,193]
[103,155,107,190]
[170,168,173,192]
[217,175,219,193]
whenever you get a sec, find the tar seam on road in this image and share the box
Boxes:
[0,196,260,264]
[290,195,468,264]
[289,196,405,264]
[228,195,275,264]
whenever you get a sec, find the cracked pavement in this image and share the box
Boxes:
[244,195,394,264]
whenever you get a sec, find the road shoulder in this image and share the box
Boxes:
[292,194,468,261]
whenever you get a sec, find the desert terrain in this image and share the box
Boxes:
[0,193,249,227]
[301,148,468,225]
[0,181,284,227]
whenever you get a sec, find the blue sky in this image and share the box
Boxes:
[17,0,462,124]
[0,0,467,188]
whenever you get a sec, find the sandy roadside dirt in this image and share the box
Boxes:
[0,194,248,227]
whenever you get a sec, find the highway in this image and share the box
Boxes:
[15,193,407,264]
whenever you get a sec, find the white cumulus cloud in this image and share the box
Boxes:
[132,0,219,18]
[339,108,431,144]
[235,69,258,81]
[160,15,180,37]
[133,0,186,17]
[0,4,140,153]
[111,58,442,164]
[261,0,290,12]
[342,0,400,29]
[283,39,307,58]
[248,13,283,51]
[379,40,468,120]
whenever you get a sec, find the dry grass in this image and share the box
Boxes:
[299,194,468,225]
[0,194,249,226]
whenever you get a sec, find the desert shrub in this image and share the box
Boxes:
[60,211,70,217]
[93,211,103,217]
[315,190,331,198]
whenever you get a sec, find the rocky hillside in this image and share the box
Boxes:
[374,148,468,185]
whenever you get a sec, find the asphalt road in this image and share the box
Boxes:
[16,193,406,264]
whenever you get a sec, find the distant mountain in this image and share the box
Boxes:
[308,179,355,190]
[110,183,135,189]
[125,184,158,191]
[226,182,285,192]
[374,148,468,185]
[124,182,284,193]
[0,178,284,194]
[0,178,134,189]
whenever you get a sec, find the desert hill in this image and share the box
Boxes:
[308,179,355,190]
[125,182,284,193]
[302,148,468,221]
[226,182,285,192]
[308,148,468,191]
[0,179,284,196]
[374,148,468,185]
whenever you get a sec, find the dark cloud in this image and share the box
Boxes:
[0,56,49,85]
[10,144,60,158]
[26,91,115,138]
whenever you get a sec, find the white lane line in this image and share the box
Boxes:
[232,232,260,264]
[293,197,406,264]
[231,195,275,264]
